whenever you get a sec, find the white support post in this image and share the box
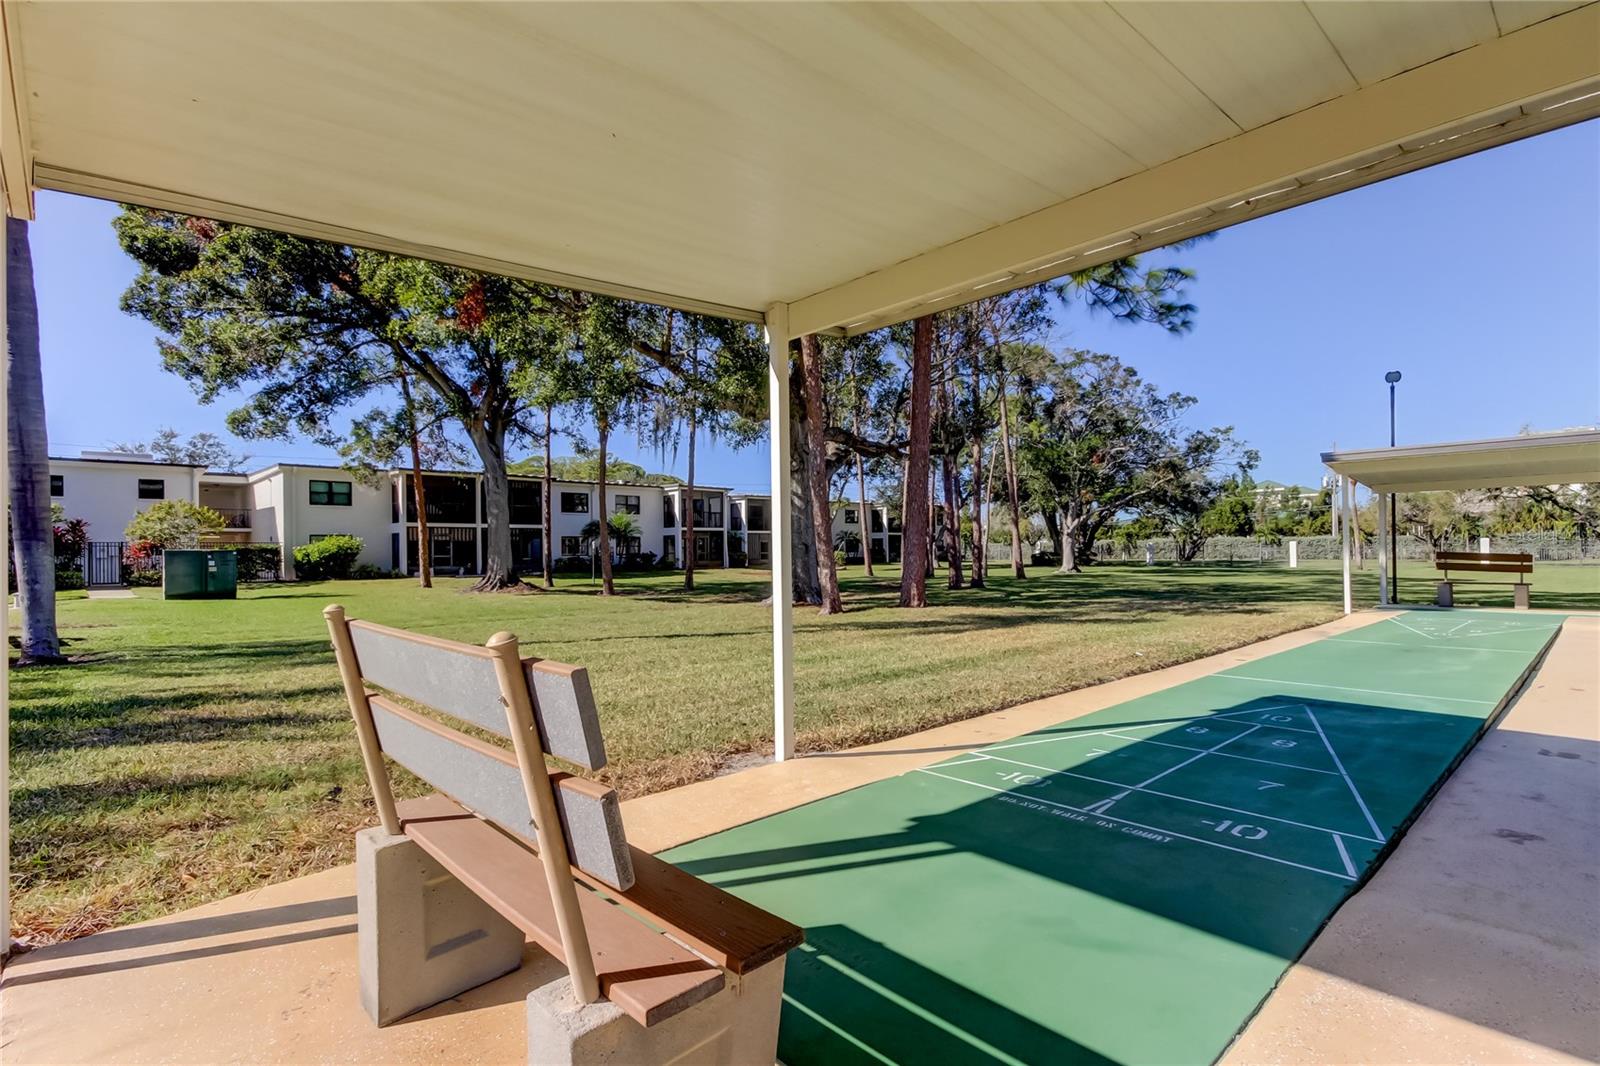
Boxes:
[765,304,795,762]
[1376,486,1389,607]
[1,196,10,958]
[1340,475,1353,616]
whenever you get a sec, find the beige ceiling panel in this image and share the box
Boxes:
[1309,2,1501,86]
[1110,1,1357,130]
[907,3,1240,169]
[1492,0,1593,32]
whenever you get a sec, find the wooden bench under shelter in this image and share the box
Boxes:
[1434,550,1534,609]
[324,606,802,1064]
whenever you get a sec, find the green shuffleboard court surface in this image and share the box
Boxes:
[663,610,1564,1065]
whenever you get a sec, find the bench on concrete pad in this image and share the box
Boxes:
[1434,550,1534,609]
[324,607,802,1064]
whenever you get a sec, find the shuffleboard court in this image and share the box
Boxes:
[664,610,1564,1065]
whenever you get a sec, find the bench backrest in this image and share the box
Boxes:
[1435,550,1532,575]
[325,609,633,891]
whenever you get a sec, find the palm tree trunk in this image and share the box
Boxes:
[596,421,615,595]
[997,361,1027,580]
[7,217,62,663]
[542,404,555,588]
[898,316,933,607]
[398,368,431,588]
[800,334,842,613]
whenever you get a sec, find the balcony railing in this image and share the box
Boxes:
[694,511,724,528]
[218,511,251,529]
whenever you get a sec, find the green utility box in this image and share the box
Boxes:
[163,549,238,600]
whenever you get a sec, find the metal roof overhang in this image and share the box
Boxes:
[3,2,1599,338]
[1322,431,1600,493]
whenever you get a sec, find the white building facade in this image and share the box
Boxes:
[48,452,733,581]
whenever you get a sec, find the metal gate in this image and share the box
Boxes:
[86,541,127,587]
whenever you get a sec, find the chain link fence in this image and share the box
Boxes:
[1093,532,1600,564]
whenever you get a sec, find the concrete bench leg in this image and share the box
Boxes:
[1435,580,1454,608]
[1514,583,1530,610]
[356,827,524,1026]
[526,956,787,1066]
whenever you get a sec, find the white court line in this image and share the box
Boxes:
[1213,673,1495,706]
[1101,732,1339,775]
[1447,617,1475,636]
[781,995,898,1066]
[979,704,1304,754]
[1386,616,1439,641]
[934,755,993,769]
[1303,704,1385,841]
[1205,708,1317,734]
[1329,637,1531,655]
[966,751,1383,843]
[1332,835,1357,878]
[1090,725,1262,812]
[915,768,1354,882]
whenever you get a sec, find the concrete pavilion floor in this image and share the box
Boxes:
[2,610,1595,1064]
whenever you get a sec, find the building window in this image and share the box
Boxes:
[309,479,352,506]
[843,508,859,524]
[749,503,766,531]
[662,534,676,561]
[137,478,165,500]
[560,536,583,556]
[560,491,589,514]
[663,498,676,526]
[615,493,641,515]
[50,474,64,497]
[758,539,770,561]
[509,479,541,525]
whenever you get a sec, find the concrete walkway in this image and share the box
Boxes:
[2,611,1594,1063]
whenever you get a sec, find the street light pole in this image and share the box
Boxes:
[1385,370,1402,603]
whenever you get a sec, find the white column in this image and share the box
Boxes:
[1340,475,1353,616]
[720,492,729,568]
[766,304,795,762]
[1376,486,1389,607]
[1,198,11,955]
[1288,539,1298,569]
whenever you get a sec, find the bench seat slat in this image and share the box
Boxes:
[397,794,724,1027]
[576,850,804,976]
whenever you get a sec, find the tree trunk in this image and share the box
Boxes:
[800,335,843,614]
[683,408,697,591]
[467,419,521,591]
[1058,501,1085,573]
[967,351,985,588]
[542,404,555,588]
[788,363,822,606]
[398,368,431,588]
[596,421,615,595]
[898,316,933,607]
[941,447,963,590]
[855,450,874,577]
[1042,507,1063,563]
[996,362,1026,580]
[6,217,62,662]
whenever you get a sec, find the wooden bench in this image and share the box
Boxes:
[1434,550,1534,609]
[323,606,801,1062]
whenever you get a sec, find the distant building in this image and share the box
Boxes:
[48,451,732,581]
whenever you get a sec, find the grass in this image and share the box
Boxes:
[10,557,1597,943]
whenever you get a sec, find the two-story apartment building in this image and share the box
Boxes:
[729,493,901,566]
[48,451,732,580]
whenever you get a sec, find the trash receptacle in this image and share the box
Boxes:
[163,549,238,600]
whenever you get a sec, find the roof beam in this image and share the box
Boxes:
[786,4,1600,338]
[1,1,35,220]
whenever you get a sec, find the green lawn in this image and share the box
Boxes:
[10,558,1597,942]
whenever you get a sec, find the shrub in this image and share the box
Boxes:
[833,549,847,568]
[125,500,225,548]
[229,544,283,582]
[127,569,162,587]
[54,517,90,563]
[293,535,363,580]
[56,568,85,591]
[350,563,390,580]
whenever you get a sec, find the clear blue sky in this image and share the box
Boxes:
[34,119,1599,492]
